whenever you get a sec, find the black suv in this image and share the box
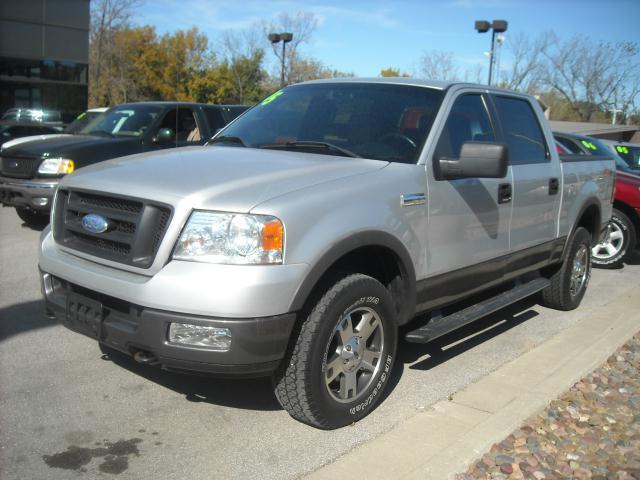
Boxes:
[0,102,247,226]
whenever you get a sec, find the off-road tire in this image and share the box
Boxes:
[273,274,398,429]
[15,207,49,228]
[591,209,635,269]
[542,227,591,311]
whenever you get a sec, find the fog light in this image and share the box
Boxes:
[168,323,231,350]
[32,197,49,206]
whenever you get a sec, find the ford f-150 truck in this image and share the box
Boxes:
[0,102,247,226]
[38,79,614,429]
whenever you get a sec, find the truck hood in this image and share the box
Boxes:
[1,134,72,151]
[1,134,136,158]
[61,146,388,212]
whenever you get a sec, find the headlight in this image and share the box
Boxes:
[38,158,75,175]
[173,211,284,264]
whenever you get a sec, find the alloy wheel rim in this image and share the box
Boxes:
[323,306,384,403]
[592,222,624,260]
[570,244,589,297]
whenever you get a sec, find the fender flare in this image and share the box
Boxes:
[288,230,417,325]
[566,198,602,255]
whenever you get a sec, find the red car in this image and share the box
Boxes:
[554,132,640,267]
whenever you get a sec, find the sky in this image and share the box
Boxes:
[132,0,640,79]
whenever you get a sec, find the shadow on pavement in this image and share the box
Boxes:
[0,299,57,341]
[100,345,282,411]
[372,296,540,403]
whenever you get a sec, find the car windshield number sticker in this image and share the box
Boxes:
[261,90,283,106]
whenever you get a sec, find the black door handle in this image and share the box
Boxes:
[549,178,559,195]
[498,183,512,204]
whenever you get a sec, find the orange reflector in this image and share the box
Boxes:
[262,220,283,251]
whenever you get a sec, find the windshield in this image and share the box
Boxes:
[80,105,162,137]
[219,83,444,163]
[66,111,106,134]
[613,144,640,170]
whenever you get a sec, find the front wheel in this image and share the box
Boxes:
[273,274,398,429]
[591,209,635,268]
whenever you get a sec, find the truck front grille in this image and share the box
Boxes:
[53,189,172,268]
[0,156,39,178]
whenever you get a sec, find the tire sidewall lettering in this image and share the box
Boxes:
[349,354,393,415]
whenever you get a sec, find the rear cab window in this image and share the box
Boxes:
[492,96,549,164]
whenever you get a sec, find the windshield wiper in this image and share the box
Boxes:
[209,135,247,147]
[258,141,361,158]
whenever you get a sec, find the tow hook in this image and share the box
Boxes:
[133,350,159,365]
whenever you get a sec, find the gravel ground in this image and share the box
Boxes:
[456,332,640,480]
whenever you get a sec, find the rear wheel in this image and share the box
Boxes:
[15,207,49,228]
[273,274,397,429]
[591,209,635,268]
[542,227,591,311]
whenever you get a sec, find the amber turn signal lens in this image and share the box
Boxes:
[262,220,283,251]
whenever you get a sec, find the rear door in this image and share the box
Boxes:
[491,95,561,251]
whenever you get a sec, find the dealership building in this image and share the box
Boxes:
[0,0,90,122]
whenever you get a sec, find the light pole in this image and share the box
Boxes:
[475,20,508,86]
[268,32,293,88]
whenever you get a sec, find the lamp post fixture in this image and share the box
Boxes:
[474,20,508,86]
[268,32,293,88]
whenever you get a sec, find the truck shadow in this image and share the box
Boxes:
[383,296,540,397]
[100,346,282,411]
[0,299,57,341]
[2,296,542,413]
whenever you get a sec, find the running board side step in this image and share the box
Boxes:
[405,277,550,344]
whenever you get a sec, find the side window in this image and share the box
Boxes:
[176,108,201,143]
[555,136,585,155]
[494,96,548,164]
[434,94,496,161]
[156,108,178,141]
[203,107,226,134]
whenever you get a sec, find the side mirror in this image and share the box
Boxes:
[438,142,508,180]
[154,127,175,144]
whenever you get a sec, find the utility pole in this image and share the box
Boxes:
[475,20,508,86]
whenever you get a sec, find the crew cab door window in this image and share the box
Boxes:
[493,95,560,250]
[493,96,548,164]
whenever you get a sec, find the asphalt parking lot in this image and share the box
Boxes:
[1,205,639,480]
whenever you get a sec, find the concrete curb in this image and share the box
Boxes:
[305,290,640,480]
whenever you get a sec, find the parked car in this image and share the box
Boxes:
[600,139,640,170]
[554,131,640,267]
[1,107,63,124]
[0,102,247,226]
[0,108,109,152]
[39,79,614,429]
[0,121,62,148]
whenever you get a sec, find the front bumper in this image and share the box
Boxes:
[41,270,297,376]
[0,176,58,212]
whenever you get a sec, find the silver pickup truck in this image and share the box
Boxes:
[39,79,614,429]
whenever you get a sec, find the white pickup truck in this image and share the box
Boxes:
[39,79,614,428]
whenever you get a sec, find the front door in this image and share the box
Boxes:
[425,92,513,278]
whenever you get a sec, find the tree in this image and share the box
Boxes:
[89,0,142,106]
[219,29,268,104]
[380,68,410,77]
[540,33,640,121]
[419,50,459,81]
[498,33,545,94]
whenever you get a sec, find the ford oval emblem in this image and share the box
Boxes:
[81,213,109,234]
